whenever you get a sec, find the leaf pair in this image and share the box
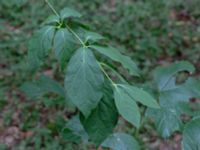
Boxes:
[114,84,159,128]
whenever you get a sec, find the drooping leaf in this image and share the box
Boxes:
[65,47,104,117]
[60,7,81,20]
[114,85,141,128]
[117,84,159,108]
[182,117,200,150]
[90,45,140,76]
[153,61,195,91]
[80,81,118,145]
[62,115,88,143]
[28,26,55,71]
[53,28,77,69]
[102,133,140,150]
[146,108,182,138]
[21,75,65,98]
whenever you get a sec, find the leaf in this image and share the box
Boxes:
[21,75,65,98]
[80,81,118,145]
[159,78,200,111]
[43,15,60,25]
[74,28,104,43]
[28,26,55,71]
[117,84,159,108]
[60,7,81,20]
[102,133,140,150]
[182,117,200,150]
[53,28,77,69]
[114,85,141,128]
[62,115,88,143]
[65,47,104,117]
[146,64,200,138]
[153,61,195,91]
[146,108,182,138]
[83,31,104,43]
[90,45,140,76]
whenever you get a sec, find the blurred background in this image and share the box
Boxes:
[0,0,200,149]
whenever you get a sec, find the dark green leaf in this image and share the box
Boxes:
[65,47,104,117]
[62,115,88,143]
[80,81,118,145]
[102,133,140,150]
[90,45,140,76]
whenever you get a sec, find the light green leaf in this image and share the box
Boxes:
[182,117,200,150]
[21,75,65,98]
[80,81,118,145]
[90,45,140,76]
[28,26,55,71]
[43,15,60,25]
[146,74,200,138]
[146,108,182,138]
[102,133,140,150]
[62,115,88,143]
[60,7,81,20]
[153,61,195,91]
[75,28,104,43]
[53,28,77,69]
[159,78,200,111]
[117,84,159,108]
[65,47,104,117]
[114,86,140,128]
[84,31,104,43]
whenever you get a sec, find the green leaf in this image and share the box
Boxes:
[117,84,159,108]
[65,47,104,117]
[153,61,195,91]
[146,62,200,138]
[53,28,77,69]
[159,78,200,112]
[62,115,88,143]
[43,15,60,25]
[28,26,55,71]
[60,7,81,20]
[74,28,104,43]
[182,117,200,150]
[146,108,182,138]
[102,133,140,150]
[83,31,104,43]
[90,45,140,76]
[21,75,65,98]
[114,86,141,128]
[80,81,118,145]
